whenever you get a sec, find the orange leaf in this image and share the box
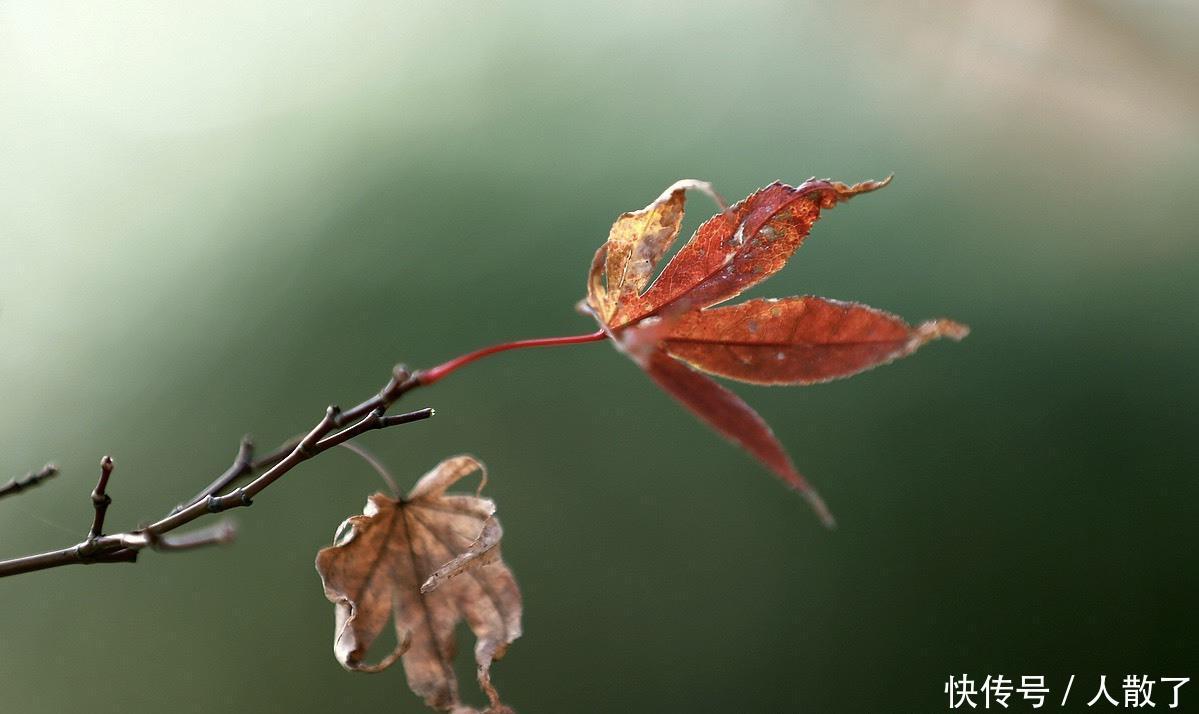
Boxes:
[585,177,967,524]
[642,348,834,527]
[590,179,726,324]
[661,296,969,385]
[598,177,890,329]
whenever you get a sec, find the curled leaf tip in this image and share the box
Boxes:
[340,631,408,673]
[801,488,837,530]
[940,319,971,341]
[829,174,893,199]
[917,319,971,343]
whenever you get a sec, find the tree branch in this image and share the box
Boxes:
[0,464,59,500]
[0,360,432,579]
[241,364,421,478]
[181,435,255,511]
[0,326,600,579]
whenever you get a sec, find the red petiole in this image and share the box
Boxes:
[416,329,607,386]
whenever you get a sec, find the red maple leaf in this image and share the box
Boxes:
[581,177,968,526]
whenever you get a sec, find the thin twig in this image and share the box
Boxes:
[245,365,420,473]
[88,456,115,539]
[150,521,237,552]
[0,464,59,500]
[0,401,433,578]
[181,435,254,511]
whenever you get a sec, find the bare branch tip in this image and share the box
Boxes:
[154,520,238,551]
[0,463,63,501]
[213,521,238,545]
[380,407,435,428]
[91,457,115,520]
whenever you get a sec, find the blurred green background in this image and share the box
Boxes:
[2,2,1197,712]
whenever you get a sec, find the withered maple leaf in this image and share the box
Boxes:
[315,455,521,714]
[583,177,968,526]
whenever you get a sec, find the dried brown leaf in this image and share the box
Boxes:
[315,455,521,713]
